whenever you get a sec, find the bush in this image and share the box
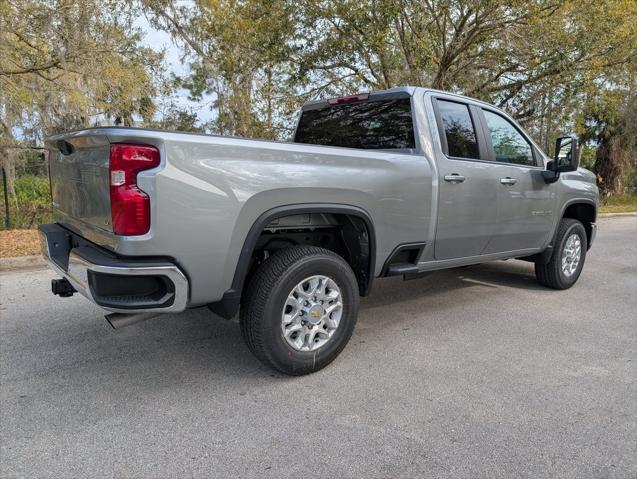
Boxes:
[0,175,53,229]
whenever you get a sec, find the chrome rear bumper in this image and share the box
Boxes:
[39,224,189,313]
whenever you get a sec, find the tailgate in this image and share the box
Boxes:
[45,133,113,233]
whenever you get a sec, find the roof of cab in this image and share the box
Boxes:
[301,86,419,110]
[301,85,497,111]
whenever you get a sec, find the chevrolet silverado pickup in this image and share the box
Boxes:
[39,87,599,375]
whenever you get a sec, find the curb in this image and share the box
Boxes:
[0,255,47,272]
[598,212,637,217]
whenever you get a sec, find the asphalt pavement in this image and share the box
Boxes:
[1,216,635,478]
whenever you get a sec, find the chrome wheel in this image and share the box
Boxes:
[561,233,582,277]
[281,275,343,352]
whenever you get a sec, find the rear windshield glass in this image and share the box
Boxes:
[294,98,415,150]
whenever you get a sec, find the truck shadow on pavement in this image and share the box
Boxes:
[9,259,552,387]
[361,259,546,310]
[92,259,550,378]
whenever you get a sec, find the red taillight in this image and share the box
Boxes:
[109,144,160,236]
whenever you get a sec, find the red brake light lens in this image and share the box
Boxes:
[109,144,160,235]
[327,92,370,105]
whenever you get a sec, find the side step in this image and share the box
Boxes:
[385,264,432,281]
[385,263,419,276]
[381,242,426,278]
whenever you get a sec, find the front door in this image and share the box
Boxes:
[477,108,555,253]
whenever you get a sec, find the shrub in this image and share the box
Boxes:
[0,175,53,229]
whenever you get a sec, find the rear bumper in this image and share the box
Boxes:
[39,223,188,313]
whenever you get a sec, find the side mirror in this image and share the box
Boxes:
[553,135,579,173]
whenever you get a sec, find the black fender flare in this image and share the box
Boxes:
[559,198,597,221]
[530,198,598,264]
[209,203,376,319]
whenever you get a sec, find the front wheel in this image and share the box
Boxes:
[535,218,588,290]
[240,246,360,375]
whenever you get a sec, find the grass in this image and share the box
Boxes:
[0,229,41,257]
[599,194,637,214]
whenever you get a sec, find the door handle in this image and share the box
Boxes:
[444,174,466,183]
[500,177,517,185]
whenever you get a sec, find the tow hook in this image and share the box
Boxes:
[51,278,76,297]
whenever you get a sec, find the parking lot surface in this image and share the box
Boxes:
[1,216,635,478]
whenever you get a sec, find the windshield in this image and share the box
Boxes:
[294,98,415,150]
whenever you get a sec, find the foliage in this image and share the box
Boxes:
[0,175,52,229]
[147,104,204,133]
[1,0,164,144]
[598,194,637,214]
[145,0,299,138]
[142,0,637,180]
[579,146,597,170]
[578,90,637,196]
[294,0,636,149]
[1,0,168,224]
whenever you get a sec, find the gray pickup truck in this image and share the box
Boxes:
[39,87,598,375]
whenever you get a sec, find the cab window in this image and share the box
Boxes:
[482,110,535,166]
[437,100,480,160]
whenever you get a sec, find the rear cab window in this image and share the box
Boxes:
[435,100,480,159]
[294,94,415,150]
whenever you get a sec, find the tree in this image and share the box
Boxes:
[0,0,163,144]
[145,0,636,151]
[4,0,634,193]
[579,90,637,196]
[145,0,299,138]
[1,0,167,217]
[296,0,636,125]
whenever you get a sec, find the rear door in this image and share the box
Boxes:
[432,98,498,260]
[476,108,554,253]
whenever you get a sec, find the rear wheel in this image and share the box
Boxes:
[535,218,587,289]
[240,246,359,375]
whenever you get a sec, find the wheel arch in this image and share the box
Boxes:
[209,203,376,319]
[524,198,597,265]
[561,199,597,249]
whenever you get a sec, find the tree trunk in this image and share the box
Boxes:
[594,138,626,197]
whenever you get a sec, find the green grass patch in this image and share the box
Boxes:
[599,194,637,214]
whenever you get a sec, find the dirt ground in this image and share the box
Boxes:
[0,229,40,257]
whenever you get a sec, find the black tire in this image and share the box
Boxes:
[240,246,360,375]
[535,218,587,290]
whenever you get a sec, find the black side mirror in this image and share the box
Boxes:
[553,135,579,173]
[543,135,579,183]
